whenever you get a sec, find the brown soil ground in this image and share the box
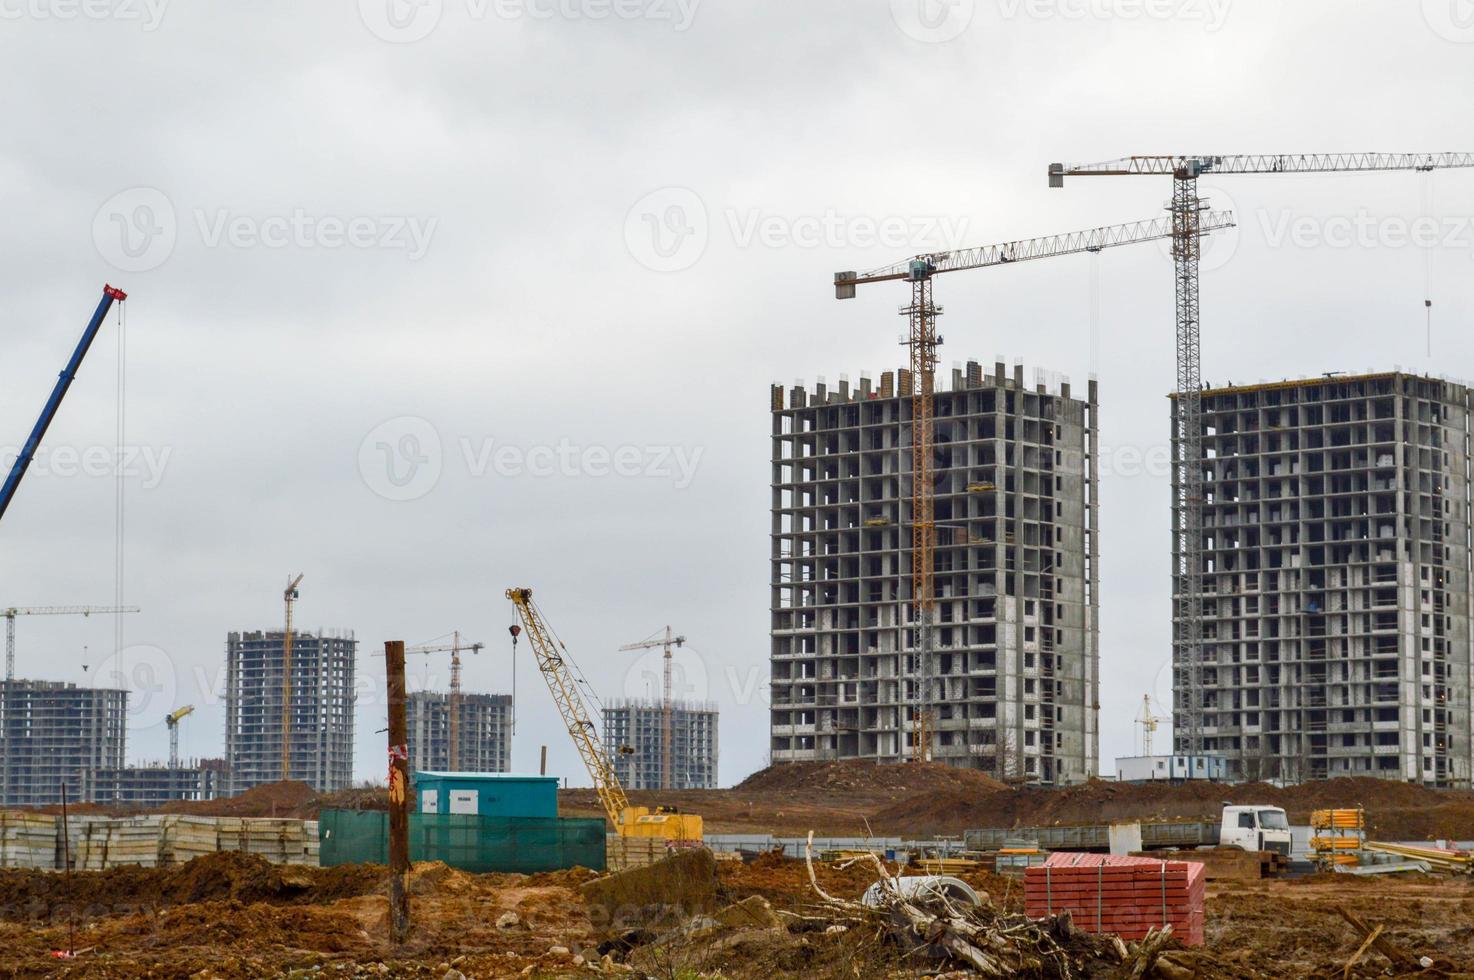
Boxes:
[561,761,1474,840]
[6,851,1471,978]
[32,763,1474,841]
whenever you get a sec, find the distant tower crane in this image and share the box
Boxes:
[1049,152,1474,763]
[834,213,1235,764]
[618,626,688,791]
[1135,694,1170,757]
[280,574,304,781]
[1,605,140,681]
[408,632,484,771]
[166,704,196,767]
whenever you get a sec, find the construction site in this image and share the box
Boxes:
[4,9,1474,971]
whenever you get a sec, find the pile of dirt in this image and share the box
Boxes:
[735,759,1008,797]
[0,850,385,923]
[161,780,319,818]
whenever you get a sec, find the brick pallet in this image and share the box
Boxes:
[1025,852,1206,946]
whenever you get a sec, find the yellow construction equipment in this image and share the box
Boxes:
[165,704,195,767]
[506,588,701,842]
[280,574,303,781]
[407,632,484,771]
[1135,694,1170,756]
[1310,808,1366,868]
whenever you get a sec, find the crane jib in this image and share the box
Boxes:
[0,285,128,527]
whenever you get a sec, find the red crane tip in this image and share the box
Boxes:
[104,285,128,301]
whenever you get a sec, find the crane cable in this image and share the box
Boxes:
[1422,172,1435,358]
[114,297,127,673]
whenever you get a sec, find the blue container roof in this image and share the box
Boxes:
[414,771,558,782]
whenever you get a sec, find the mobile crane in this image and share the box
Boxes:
[0,285,128,527]
[506,588,702,841]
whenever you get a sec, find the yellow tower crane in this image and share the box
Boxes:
[166,704,196,767]
[506,588,701,841]
[1135,694,1170,757]
[617,626,687,791]
[407,632,484,771]
[833,213,1234,763]
[280,574,303,781]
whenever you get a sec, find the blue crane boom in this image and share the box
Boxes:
[0,284,128,526]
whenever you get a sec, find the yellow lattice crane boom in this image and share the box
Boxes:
[506,587,701,841]
[166,704,195,767]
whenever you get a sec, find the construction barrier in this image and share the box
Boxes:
[1025,853,1206,946]
[318,808,605,874]
[0,812,319,870]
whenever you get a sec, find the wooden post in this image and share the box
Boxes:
[540,744,548,776]
[385,640,411,943]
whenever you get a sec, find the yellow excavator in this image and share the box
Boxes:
[506,588,702,842]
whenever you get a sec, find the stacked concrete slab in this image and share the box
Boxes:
[3,812,321,870]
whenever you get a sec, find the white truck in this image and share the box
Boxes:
[1218,804,1292,856]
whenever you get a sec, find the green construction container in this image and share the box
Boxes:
[318,808,605,874]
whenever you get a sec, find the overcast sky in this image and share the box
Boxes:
[2,0,1473,788]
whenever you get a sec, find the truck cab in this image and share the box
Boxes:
[1219,804,1292,856]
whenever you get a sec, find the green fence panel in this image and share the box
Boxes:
[319,809,605,874]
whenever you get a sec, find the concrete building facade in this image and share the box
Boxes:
[0,680,127,806]
[405,691,513,774]
[602,698,719,790]
[769,361,1100,784]
[84,760,224,807]
[224,630,356,794]
[1175,372,1474,786]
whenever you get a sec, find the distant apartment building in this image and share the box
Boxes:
[224,630,356,794]
[769,362,1100,784]
[603,698,719,790]
[0,679,127,806]
[405,691,513,774]
[1175,372,1473,786]
[84,760,224,807]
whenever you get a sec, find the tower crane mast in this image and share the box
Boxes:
[1049,151,1474,765]
[281,574,303,781]
[408,632,484,770]
[618,626,686,790]
[834,213,1235,764]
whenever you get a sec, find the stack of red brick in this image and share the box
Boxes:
[1024,852,1206,946]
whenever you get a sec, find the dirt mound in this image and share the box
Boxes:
[736,760,1008,796]
[160,780,318,817]
[0,850,386,923]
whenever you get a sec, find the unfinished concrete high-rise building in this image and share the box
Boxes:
[224,630,356,794]
[1176,373,1474,787]
[0,680,127,806]
[84,760,224,807]
[602,698,719,790]
[769,362,1100,785]
[405,691,513,774]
